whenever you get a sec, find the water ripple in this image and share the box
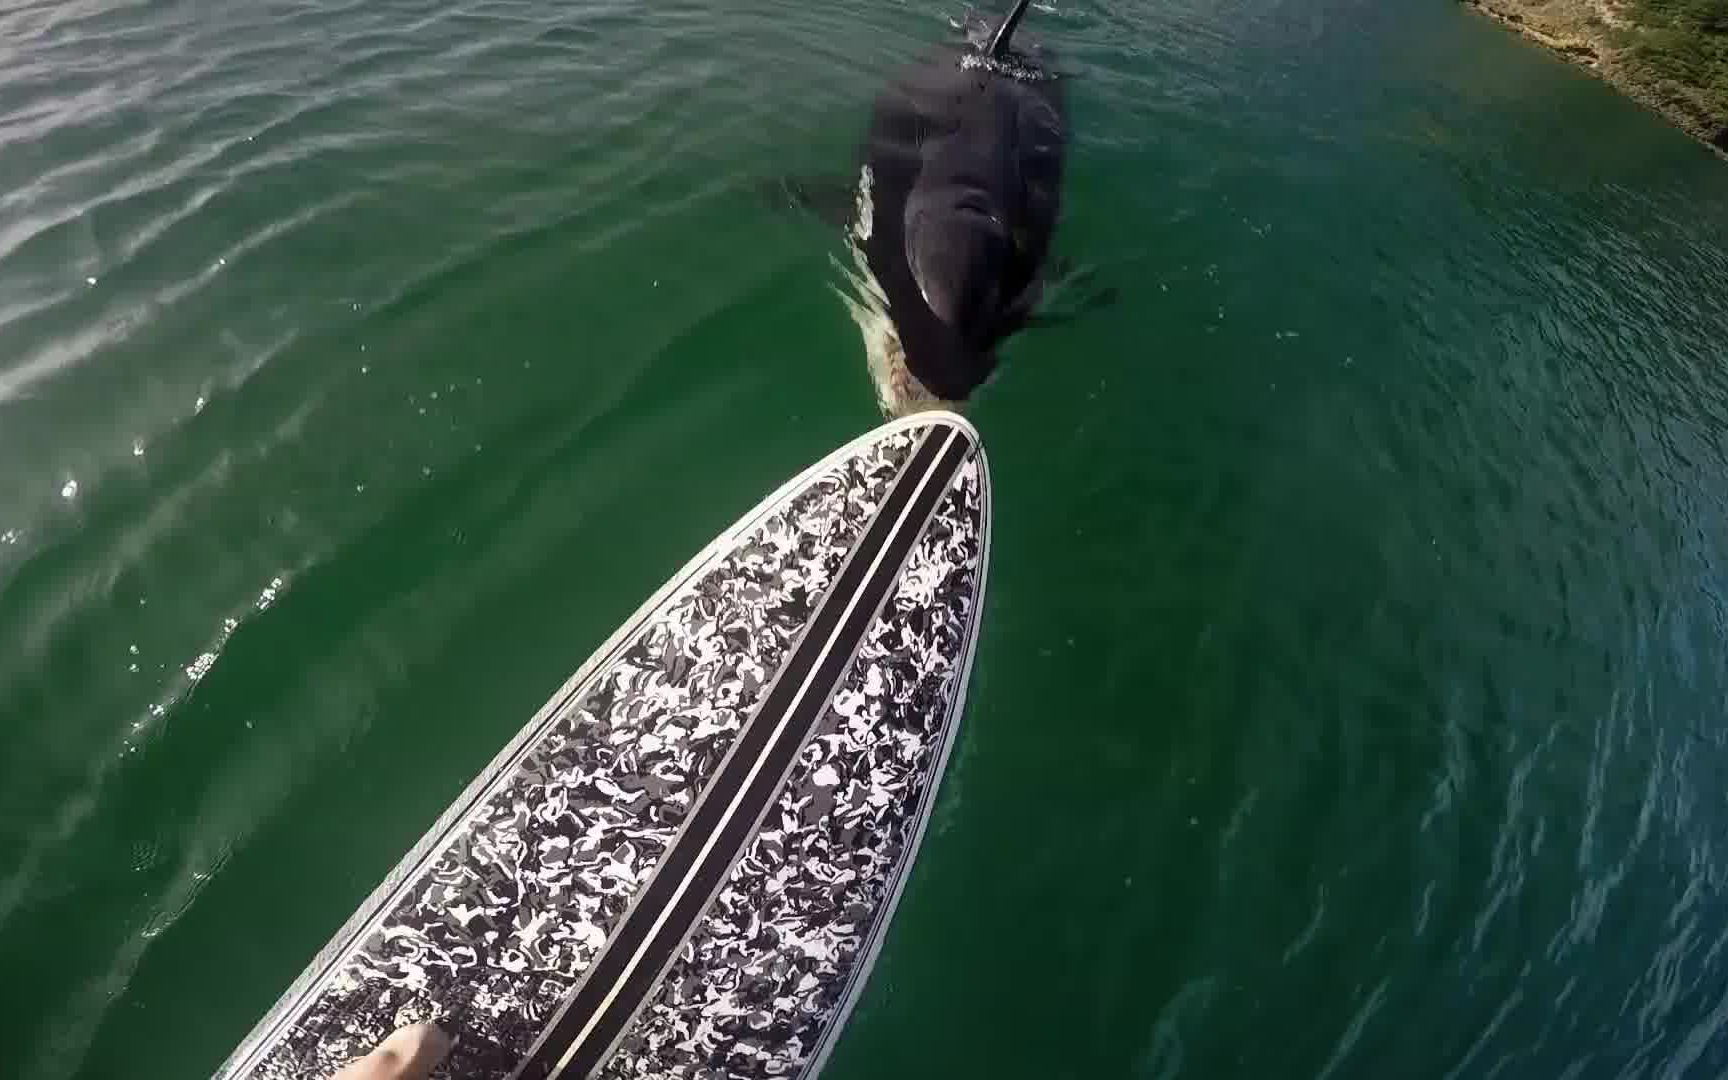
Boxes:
[0,194,354,404]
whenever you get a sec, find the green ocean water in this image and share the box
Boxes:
[5,0,1728,1076]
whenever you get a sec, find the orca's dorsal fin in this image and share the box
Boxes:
[986,0,1034,59]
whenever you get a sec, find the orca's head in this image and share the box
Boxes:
[905,195,1009,353]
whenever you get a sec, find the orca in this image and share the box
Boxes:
[847,0,1067,408]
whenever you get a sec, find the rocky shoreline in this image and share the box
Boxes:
[1462,0,1728,157]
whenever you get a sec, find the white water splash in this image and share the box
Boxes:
[833,165,952,418]
[959,50,1057,82]
[137,573,290,728]
[852,164,874,244]
[257,576,284,611]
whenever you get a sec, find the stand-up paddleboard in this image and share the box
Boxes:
[217,411,991,1080]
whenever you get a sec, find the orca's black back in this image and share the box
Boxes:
[859,43,1067,400]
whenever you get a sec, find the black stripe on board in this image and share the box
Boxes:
[513,424,971,1080]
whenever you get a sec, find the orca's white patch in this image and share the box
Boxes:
[834,164,955,419]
